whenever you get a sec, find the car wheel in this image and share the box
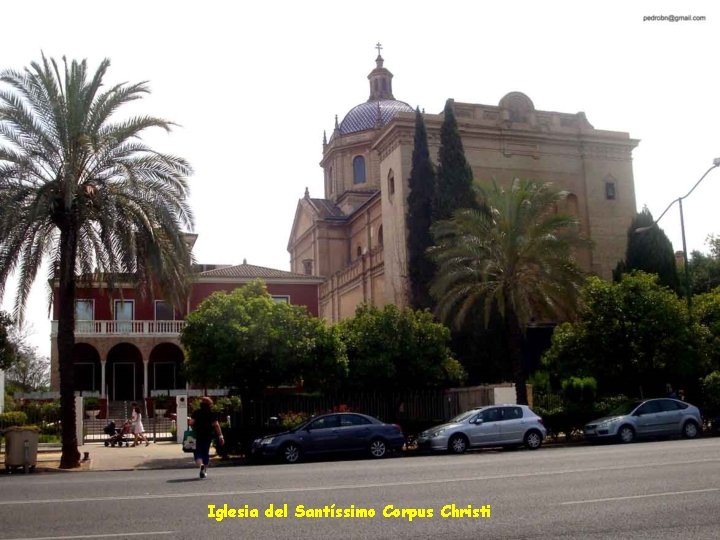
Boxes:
[618,425,635,443]
[448,434,468,454]
[281,443,301,464]
[682,420,699,439]
[524,430,543,450]
[369,438,388,458]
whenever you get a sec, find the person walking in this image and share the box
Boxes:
[131,403,150,447]
[189,396,224,479]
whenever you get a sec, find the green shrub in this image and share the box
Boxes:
[0,411,28,428]
[212,396,242,415]
[2,424,39,433]
[278,411,309,430]
[39,433,60,443]
[701,371,720,414]
[40,422,61,436]
[84,397,100,410]
[529,370,551,394]
[593,395,631,417]
[154,396,172,409]
[561,376,597,405]
[41,401,61,423]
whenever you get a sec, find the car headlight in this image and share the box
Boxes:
[261,437,275,445]
[597,418,620,429]
[430,429,446,438]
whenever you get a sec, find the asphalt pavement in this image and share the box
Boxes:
[1,437,718,539]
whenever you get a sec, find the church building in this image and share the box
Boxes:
[288,47,639,323]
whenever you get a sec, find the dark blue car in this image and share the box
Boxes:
[251,412,405,463]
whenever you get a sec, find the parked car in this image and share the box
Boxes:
[251,412,405,463]
[583,398,702,443]
[417,404,547,453]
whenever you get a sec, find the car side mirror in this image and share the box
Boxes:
[633,411,642,417]
[474,418,483,425]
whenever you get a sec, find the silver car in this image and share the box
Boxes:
[418,404,547,453]
[583,398,702,443]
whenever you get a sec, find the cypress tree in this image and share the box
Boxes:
[433,98,478,220]
[621,207,679,291]
[406,108,437,310]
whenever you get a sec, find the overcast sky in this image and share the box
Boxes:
[2,0,719,356]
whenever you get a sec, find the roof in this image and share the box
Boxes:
[198,262,321,281]
[338,99,414,135]
[308,198,345,219]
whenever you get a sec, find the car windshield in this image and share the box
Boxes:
[448,410,480,423]
[607,401,643,416]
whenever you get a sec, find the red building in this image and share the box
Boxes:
[50,260,322,403]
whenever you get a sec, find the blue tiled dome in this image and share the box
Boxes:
[339,99,414,135]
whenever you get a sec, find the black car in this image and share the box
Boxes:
[251,412,405,463]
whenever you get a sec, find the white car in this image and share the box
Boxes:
[418,404,547,453]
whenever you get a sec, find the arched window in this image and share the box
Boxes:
[566,193,579,216]
[328,167,333,194]
[378,225,384,246]
[353,156,366,184]
[356,245,362,258]
[605,182,616,200]
[604,174,618,200]
[387,169,395,196]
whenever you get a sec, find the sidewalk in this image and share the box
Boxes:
[2,441,230,473]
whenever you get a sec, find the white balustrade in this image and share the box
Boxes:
[50,320,186,336]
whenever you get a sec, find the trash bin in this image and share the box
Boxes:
[3,427,40,473]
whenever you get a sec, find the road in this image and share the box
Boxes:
[1,437,719,539]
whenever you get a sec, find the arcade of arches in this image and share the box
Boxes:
[72,341,186,401]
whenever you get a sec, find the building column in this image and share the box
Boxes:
[143,360,149,398]
[100,360,106,398]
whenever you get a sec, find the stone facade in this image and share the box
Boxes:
[288,53,639,323]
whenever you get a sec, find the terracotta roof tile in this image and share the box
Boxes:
[198,263,319,280]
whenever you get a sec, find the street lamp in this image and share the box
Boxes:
[635,157,720,310]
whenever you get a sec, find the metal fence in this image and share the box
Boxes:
[242,387,496,429]
[83,416,175,444]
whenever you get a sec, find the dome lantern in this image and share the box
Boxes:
[336,46,413,135]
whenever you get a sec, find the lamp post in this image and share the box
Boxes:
[635,158,720,311]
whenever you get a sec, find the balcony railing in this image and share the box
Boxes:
[51,320,186,337]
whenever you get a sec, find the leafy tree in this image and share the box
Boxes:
[406,108,437,311]
[429,179,587,404]
[2,322,50,391]
[691,288,720,373]
[542,273,706,398]
[701,371,720,415]
[0,55,194,468]
[689,234,720,294]
[337,304,465,392]
[0,311,17,370]
[181,280,348,404]
[6,351,50,391]
[616,207,679,291]
[433,99,478,221]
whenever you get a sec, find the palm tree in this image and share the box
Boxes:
[429,179,587,404]
[0,55,194,468]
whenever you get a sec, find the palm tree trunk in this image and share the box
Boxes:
[58,223,81,469]
[506,309,528,405]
